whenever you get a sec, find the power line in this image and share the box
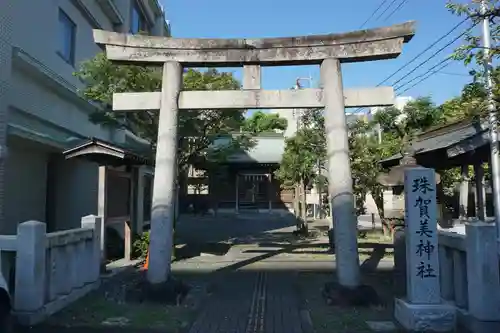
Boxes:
[390,23,476,89]
[352,18,470,113]
[394,57,451,91]
[374,0,400,22]
[436,71,471,77]
[384,0,410,22]
[359,0,391,28]
[397,61,452,95]
[378,17,469,86]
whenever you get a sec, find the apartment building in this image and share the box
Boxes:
[0,0,170,234]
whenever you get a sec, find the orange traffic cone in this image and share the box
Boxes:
[142,248,149,270]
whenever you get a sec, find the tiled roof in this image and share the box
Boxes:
[380,120,488,165]
[212,134,285,164]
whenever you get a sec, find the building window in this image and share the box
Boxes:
[58,9,76,65]
[130,2,149,34]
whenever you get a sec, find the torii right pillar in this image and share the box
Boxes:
[321,58,360,287]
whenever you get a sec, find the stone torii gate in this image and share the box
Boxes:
[93,21,415,287]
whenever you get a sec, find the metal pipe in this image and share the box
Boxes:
[480,1,500,240]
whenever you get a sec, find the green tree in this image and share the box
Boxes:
[242,111,288,134]
[370,98,446,233]
[373,97,443,147]
[446,0,500,67]
[347,120,385,217]
[446,1,500,118]
[75,53,288,171]
[275,109,324,231]
[372,94,482,222]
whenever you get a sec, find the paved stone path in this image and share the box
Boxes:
[188,271,304,333]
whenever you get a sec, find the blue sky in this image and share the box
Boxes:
[162,0,476,109]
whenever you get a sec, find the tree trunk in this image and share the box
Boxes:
[301,180,308,232]
[373,189,390,237]
[294,185,301,229]
[318,190,322,219]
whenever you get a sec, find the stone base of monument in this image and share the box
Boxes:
[125,276,190,306]
[394,298,456,332]
[322,281,381,307]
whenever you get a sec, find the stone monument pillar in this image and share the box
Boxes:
[394,167,455,331]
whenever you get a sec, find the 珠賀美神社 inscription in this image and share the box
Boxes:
[404,168,441,303]
[413,179,436,278]
[93,21,416,287]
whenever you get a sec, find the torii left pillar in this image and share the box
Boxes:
[322,58,360,287]
[147,61,182,284]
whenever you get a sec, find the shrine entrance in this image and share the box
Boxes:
[93,21,416,286]
[237,173,271,211]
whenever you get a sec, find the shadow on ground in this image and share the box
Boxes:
[170,215,329,262]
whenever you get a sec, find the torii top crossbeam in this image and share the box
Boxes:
[93,21,415,67]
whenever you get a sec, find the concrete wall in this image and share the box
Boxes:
[10,0,112,90]
[4,137,50,234]
[0,0,13,231]
[48,155,99,231]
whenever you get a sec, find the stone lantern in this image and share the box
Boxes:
[377,144,440,220]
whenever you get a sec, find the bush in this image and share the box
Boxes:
[132,231,150,259]
[131,230,176,261]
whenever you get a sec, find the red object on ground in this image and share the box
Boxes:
[142,248,149,270]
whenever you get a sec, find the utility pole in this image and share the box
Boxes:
[294,75,314,131]
[294,76,320,219]
[317,158,322,218]
[480,0,500,238]
[377,123,382,144]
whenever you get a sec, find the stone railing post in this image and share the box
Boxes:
[81,215,102,282]
[465,222,500,321]
[14,221,46,313]
[124,220,131,261]
[97,166,107,263]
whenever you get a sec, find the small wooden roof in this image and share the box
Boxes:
[63,137,151,166]
[380,120,489,170]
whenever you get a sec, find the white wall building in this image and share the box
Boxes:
[0,0,170,236]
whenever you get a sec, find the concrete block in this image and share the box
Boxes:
[394,298,456,332]
[465,222,500,321]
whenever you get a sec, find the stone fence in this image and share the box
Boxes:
[438,222,500,331]
[0,215,102,325]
